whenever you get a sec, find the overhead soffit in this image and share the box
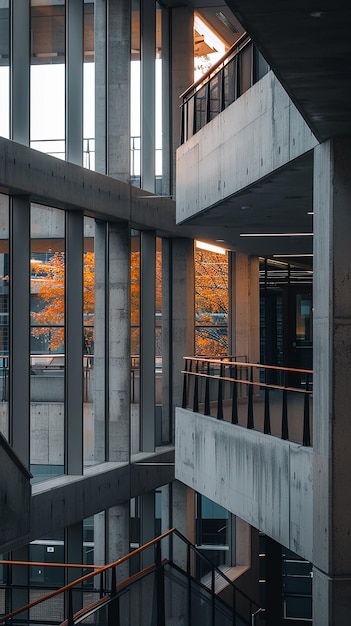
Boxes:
[222,0,351,142]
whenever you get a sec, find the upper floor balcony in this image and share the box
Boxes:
[176,37,318,255]
[175,356,313,562]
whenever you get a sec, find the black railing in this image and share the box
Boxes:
[0,528,263,626]
[180,34,269,143]
[182,357,313,447]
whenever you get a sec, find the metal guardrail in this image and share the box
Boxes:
[182,357,313,447]
[0,528,263,626]
[180,34,269,143]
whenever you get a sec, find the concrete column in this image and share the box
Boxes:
[65,211,83,475]
[265,537,283,625]
[94,0,107,174]
[313,138,351,624]
[140,231,156,452]
[65,522,83,613]
[169,7,194,197]
[161,238,171,443]
[141,0,155,192]
[108,223,130,463]
[95,0,130,180]
[140,491,155,568]
[171,239,195,425]
[11,1,30,145]
[66,0,83,165]
[229,252,259,362]
[170,481,195,571]
[94,221,107,463]
[10,197,30,469]
[107,502,130,581]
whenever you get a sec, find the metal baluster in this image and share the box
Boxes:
[281,371,289,440]
[204,361,211,415]
[193,360,199,412]
[303,374,311,446]
[182,359,188,409]
[217,362,224,419]
[231,364,238,424]
[247,366,254,429]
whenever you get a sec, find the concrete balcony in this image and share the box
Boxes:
[176,71,318,225]
[175,406,313,562]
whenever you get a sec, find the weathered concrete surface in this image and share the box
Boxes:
[30,447,174,546]
[0,433,32,553]
[176,71,318,222]
[175,407,313,561]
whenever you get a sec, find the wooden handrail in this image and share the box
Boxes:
[0,528,176,624]
[183,356,313,376]
[181,369,312,395]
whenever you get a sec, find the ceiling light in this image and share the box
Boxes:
[196,240,226,254]
[240,232,313,237]
[310,11,325,17]
[273,254,313,258]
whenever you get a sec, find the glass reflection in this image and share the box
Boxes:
[30,0,66,157]
[30,204,65,481]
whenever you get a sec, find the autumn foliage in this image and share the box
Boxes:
[31,246,228,355]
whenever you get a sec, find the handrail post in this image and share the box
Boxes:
[303,375,311,446]
[182,359,188,409]
[204,361,211,415]
[217,363,224,419]
[231,365,238,424]
[247,366,254,429]
[264,369,271,434]
[193,360,199,412]
[281,371,289,440]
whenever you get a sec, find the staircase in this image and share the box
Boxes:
[0,529,264,626]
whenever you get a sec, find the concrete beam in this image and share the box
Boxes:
[0,137,181,237]
[29,448,174,545]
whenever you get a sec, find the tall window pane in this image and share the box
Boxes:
[0,2,9,138]
[83,0,95,169]
[30,205,65,482]
[30,0,66,158]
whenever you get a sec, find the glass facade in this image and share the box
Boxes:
[0,2,9,139]
[30,0,66,157]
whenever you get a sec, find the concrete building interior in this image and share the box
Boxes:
[0,0,350,624]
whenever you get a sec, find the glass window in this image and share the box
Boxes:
[30,0,66,158]
[30,204,65,481]
[83,1,95,169]
[0,2,9,138]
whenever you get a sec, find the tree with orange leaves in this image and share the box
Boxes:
[194,248,228,355]
[31,252,95,352]
[32,247,228,356]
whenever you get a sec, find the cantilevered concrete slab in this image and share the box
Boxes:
[175,407,313,562]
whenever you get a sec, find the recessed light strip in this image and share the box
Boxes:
[273,254,313,258]
[240,233,313,237]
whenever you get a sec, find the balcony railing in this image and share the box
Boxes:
[182,357,313,447]
[180,33,269,144]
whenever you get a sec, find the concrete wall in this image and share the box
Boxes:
[175,407,313,562]
[176,71,318,222]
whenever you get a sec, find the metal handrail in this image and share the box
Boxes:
[0,527,262,626]
[180,32,251,102]
[182,357,313,446]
